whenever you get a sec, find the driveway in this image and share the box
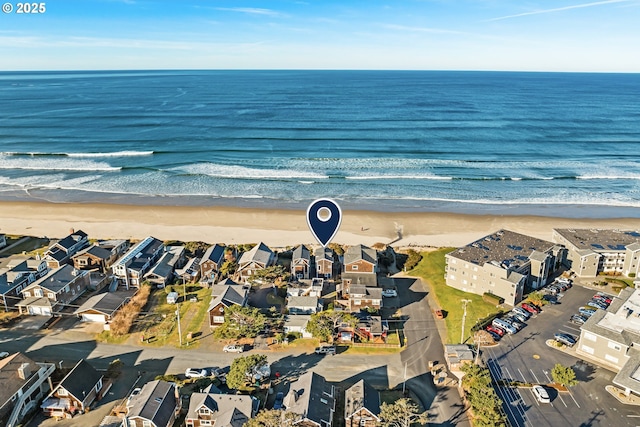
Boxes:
[13,315,50,330]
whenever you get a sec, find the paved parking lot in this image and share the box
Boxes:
[482,284,639,427]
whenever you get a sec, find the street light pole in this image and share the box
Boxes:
[460,299,472,344]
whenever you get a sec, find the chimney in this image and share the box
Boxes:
[69,228,75,234]
[18,363,31,380]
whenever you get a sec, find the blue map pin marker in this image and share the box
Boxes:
[307,198,342,247]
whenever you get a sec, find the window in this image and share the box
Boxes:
[449,275,455,280]
[57,388,68,396]
[608,342,622,351]
[320,398,328,404]
[95,378,103,392]
[581,345,594,354]
[199,408,211,415]
[47,293,55,299]
[352,265,358,270]
[605,354,619,364]
[354,300,361,305]
[34,289,43,297]
[200,421,212,426]
[583,332,597,342]
[77,285,81,291]
[23,291,30,297]
[143,421,152,427]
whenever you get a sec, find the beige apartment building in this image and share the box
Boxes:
[577,287,640,398]
[445,230,567,306]
[552,229,640,278]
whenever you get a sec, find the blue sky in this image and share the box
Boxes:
[1,0,639,71]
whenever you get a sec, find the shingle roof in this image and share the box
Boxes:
[344,244,377,265]
[201,244,226,266]
[127,380,177,427]
[287,296,319,309]
[208,285,248,311]
[22,265,87,293]
[345,379,380,421]
[55,230,88,251]
[314,247,334,261]
[555,228,640,251]
[56,359,103,403]
[293,245,310,261]
[284,371,334,426]
[238,242,273,266]
[0,352,39,406]
[187,393,256,427]
[73,245,112,261]
[73,290,137,316]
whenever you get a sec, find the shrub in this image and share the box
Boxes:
[629,273,636,278]
[482,292,504,305]
[106,359,123,379]
[403,249,423,271]
[109,285,151,336]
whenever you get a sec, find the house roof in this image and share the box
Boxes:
[293,245,310,261]
[345,379,381,421]
[208,285,248,311]
[344,244,377,265]
[73,245,112,261]
[349,286,382,299]
[55,359,103,403]
[55,230,88,251]
[127,380,177,427]
[114,236,163,270]
[284,314,311,329]
[22,265,87,294]
[187,393,256,427]
[73,290,137,317]
[16,296,54,308]
[287,295,319,308]
[201,244,226,266]
[342,272,378,287]
[144,246,183,280]
[238,242,273,266]
[0,352,39,406]
[217,278,239,286]
[284,371,334,426]
[314,246,334,261]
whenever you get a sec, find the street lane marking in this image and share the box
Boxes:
[518,368,527,383]
[566,389,581,408]
[529,369,542,383]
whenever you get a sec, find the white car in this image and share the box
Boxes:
[0,351,9,359]
[382,289,397,298]
[223,344,244,353]
[126,387,142,406]
[532,385,550,403]
[185,368,208,378]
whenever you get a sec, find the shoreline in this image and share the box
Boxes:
[1,201,640,248]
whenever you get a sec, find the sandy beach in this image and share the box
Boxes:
[1,201,639,249]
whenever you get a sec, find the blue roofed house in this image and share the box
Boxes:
[112,237,164,289]
[41,359,104,418]
[43,230,89,269]
[291,245,311,280]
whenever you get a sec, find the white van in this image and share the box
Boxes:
[166,292,179,304]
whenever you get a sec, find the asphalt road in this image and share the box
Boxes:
[482,284,638,427]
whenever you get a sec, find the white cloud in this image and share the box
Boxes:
[214,7,284,17]
[487,0,631,21]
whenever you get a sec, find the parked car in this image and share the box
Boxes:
[315,345,337,355]
[554,333,576,347]
[522,303,541,314]
[492,319,517,334]
[569,314,588,325]
[510,311,529,323]
[532,385,551,403]
[593,295,612,304]
[185,368,208,378]
[512,307,531,318]
[486,330,501,341]
[382,289,398,298]
[223,344,244,353]
[587,300,607,310]
[126,387,142,406]
[486,325,505,337]
[273,392,285,410]
[0,351,9,359]
[505,316,524,330]
[543,294,559,305]
[579,307,596,317]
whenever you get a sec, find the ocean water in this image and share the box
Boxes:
[0,70,639,217]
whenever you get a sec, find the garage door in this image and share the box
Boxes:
[28,306,51,316]
[81,313,106,323]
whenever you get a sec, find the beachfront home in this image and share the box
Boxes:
[176,257,202,284]
[124,380,180,427]
[342,244,378,289]
[283,371,335,427]
[112,236,164,289]
[73,290,137,323]
[208,282,249,327]
[0,256,48,312]
[71,245,114,274]
[41,359,104,418]
[236,242,275,283]
[344,379,381,427]
[553,229,640,278]
[0,353,55,427]
[144,245,186,287]
[199,244,226,285]
[445,230,567,306]
[315,246,335,279]
[185,391,258,427]
[291,244,311,280]
[43,229,89,269]
[16,265,90,316]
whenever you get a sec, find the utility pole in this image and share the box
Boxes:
[402,362,408,394]
[176,307,182,346]
[460,299,472,344]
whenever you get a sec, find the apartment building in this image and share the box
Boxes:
[552,229,640,278]
[577,287,640,398]
[112,237,164,289]
[445,230,567,306]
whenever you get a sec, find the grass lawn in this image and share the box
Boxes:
[409,248,501,344]
[1,237,49,257]
[342,346,402,355]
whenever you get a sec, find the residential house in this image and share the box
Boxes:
[283,315,313,338]
[315,247,335,279]
[41,359,104,418]
[236,242,274,283]
[73,290,138,323]
[344,380,381,427]
[287,278,324,298]
[97,239,129,257]
[43,230,89,269]
[16,265,90,316]
[144,246,186,287]
[185,392,258,427]
[208,283,249,327]
[355,315,389,343]
[0,256,48,312]
[291,245,311,280]
[444,344,475,385]
[124,380,180,427]
[341,244,378,290]
[338,285,382,313]
[283,371,335,427]
[71,245,114,274]
[287,295,321,315]
[199,244,226,285]
[445,230,567,306]
[112,237,164,289]
[176,257,202,284]
[0,353,55,427]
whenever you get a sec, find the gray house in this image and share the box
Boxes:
[344,379,381,427]
[287,295,321,315]
[124,380,180,427]
[284,371,335,427]
[236,242,274,283]
[291,245,311,280]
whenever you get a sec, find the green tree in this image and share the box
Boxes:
[527,291,546,307]
[249,265,291,284]
[306,310,358,342]
[213,305,266,339]
[105,359,123,379]
[219,260,238,277]
[243,409,300,427]
[328,243,344,256]
[460,363,506,427]
[227,354,269,390]
[551,363,578,387]
[403,249,423,271]
[377,398,428,427]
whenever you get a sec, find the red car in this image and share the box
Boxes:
[521,303,540,314]
[593,295,612,304]
[486,325,505,336]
